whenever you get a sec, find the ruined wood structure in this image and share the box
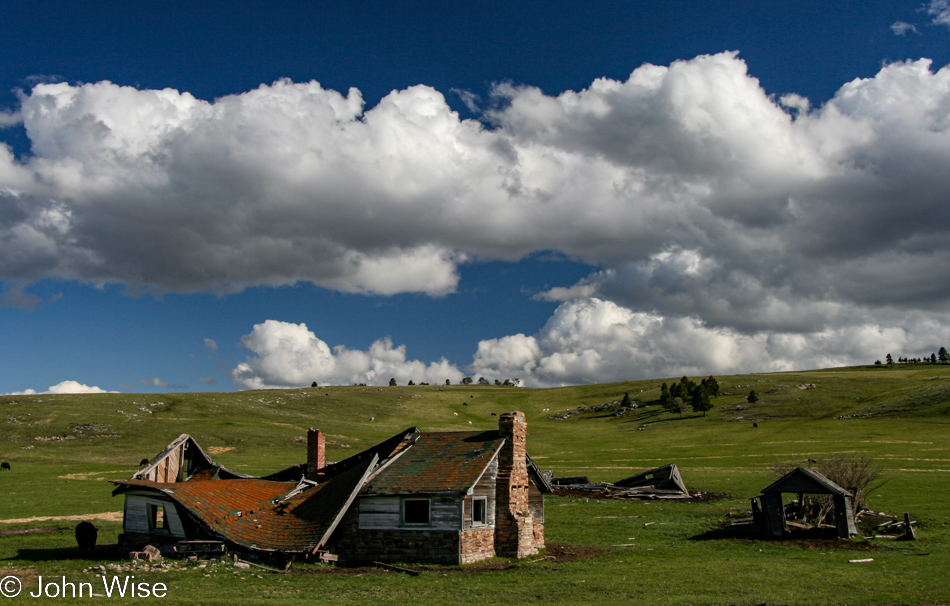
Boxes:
[549,463,692,500]
[614,463,690,497]
[754,467,857,539]
[112,412,550,565]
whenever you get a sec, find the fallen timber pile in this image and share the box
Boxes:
[547,463,697,500]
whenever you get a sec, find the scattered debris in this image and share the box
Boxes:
[129,544,163,562]
[32,435,76,442]
[550,400,640,421]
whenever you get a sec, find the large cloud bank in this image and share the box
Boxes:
[235,302,950,389]
[5,52,950,385]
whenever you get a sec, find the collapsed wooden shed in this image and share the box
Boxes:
[614,463,690,497]
[549,463,692,500]
[754,467,857,539]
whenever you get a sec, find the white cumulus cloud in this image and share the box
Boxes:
[230,320,464,388]
[6,380,118,395]
[5,53,950,382]
[471,299,950,387]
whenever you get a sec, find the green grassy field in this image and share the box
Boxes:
[1,365,948,605]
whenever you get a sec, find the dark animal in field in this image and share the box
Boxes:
[75,521,98,556]
[139,458,149,466]
[0,462,10,471]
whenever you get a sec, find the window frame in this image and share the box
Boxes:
[471,496,488,526]
[402,498,431,526]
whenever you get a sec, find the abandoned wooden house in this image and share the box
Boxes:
[111,411,550,564]
[752,466,858,539]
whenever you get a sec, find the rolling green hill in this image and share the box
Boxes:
[1,364,949,604]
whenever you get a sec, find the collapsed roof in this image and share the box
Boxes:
[113,425,550,555]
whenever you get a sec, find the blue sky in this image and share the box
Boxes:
[3,1,950,393]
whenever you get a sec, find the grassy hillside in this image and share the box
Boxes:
[1,365,949,604]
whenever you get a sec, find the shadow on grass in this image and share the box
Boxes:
[626,413,702,426]
[690,523,854,548]
[4,544,120,563]
[689,524,757,542]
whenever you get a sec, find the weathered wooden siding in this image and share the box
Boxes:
[140,443,183,483]
[357,497,400,529]
[464,456,497,529]
[357,496,462,530]
[430,497,463,530]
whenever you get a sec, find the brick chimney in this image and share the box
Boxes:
[494,411,541,558]
[306,428,325,481]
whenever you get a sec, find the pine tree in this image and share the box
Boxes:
[691,386,713,417]
[669,397,685,417]
[660,382,672,410]
[703,376,720,396]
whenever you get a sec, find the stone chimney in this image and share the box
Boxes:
[306,428,325,480]
[494,411,541,558]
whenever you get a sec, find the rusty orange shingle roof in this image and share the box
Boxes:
[113,455,376,552]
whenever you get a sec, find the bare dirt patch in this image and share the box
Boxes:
[0,566,38,589]
[58,470,126,481]
[206,447,234,454]
[543,541,612,563]
[0,512,123,525]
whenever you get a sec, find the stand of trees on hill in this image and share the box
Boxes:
[877,347,949,366]
[659,376,720,417]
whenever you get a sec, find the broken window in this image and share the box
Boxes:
[147,504,168,532]
[472,497,487,525]
[403,499,430,525]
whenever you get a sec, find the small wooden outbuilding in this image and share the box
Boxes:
[754,467,857,539]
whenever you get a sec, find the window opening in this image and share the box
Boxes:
[147,504,168,531]
[403,499,430,525]
[472,497,487,525]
